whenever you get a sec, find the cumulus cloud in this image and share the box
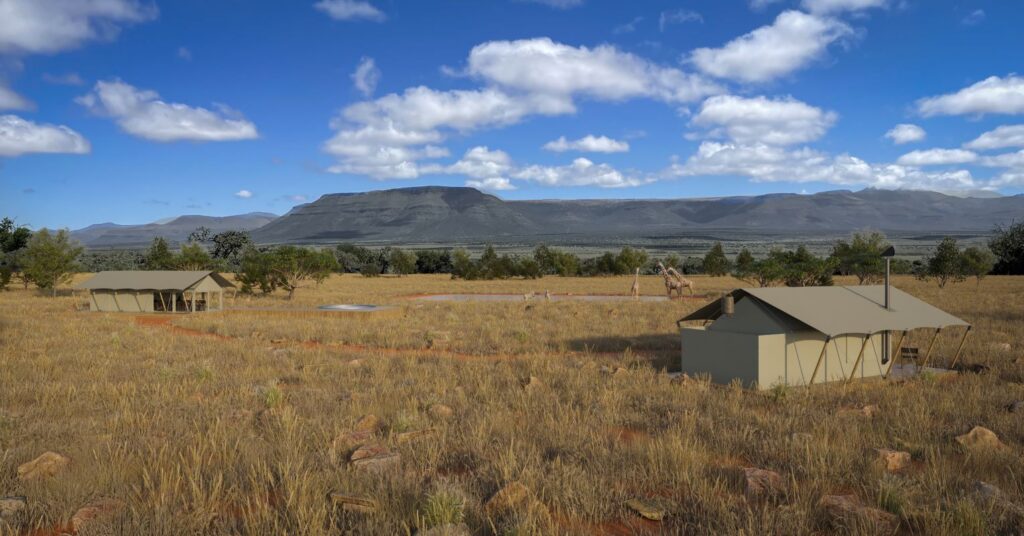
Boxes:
[691,94,837,146]
[440,146,513,179]
[0,114,90,157]
[885,123,926,144]
[351,57,381,97]
[690,10,852,83]
[659,9,702,31]
[313,0,385,21]
[917,75,1024,117]
[964,125,1024,150]
[513,157,647,187]
[543,135,629,153]
[234,189,253,199]
[466,38,720,104]
[77,79,259,142]
[466,177,516,191]
[801,0,887,14]
[671,141,977,191]
[0,0,156,54]
[0,84,32,111]
[896,148,978,166]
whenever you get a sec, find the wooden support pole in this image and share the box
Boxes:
[809,336,831,385]
[918,328,942,372]
[883,330,908,379]
[157,291,166,311]
[190,290,196,313]
[846,335,872,385]
[949,326,972,370]
[172,292,176,313]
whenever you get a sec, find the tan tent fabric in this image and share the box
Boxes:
[75,271,236,291]
[680,285,968,337]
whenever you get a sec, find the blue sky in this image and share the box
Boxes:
[1,0,1022,229]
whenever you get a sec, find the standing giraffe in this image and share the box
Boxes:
[630,268,640,300]
[657,262,696,298]
[666,266,696,296]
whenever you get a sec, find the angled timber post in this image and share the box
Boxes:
[918,327,942,372]
[949,326,972,370]
[883,330,908,379]
[809,336,831,385]
[846,334,872,385]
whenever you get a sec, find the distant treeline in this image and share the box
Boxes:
[4,218,1024,296]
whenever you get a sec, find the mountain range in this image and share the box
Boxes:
[73,187,1024,248]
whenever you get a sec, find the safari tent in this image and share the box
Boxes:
[75,271,235,313]
[677,286,970,389]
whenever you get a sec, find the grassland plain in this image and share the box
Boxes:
[1,274,1023,535]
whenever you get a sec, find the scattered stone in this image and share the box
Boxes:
[1006,401,1024,413]
[625,498,665,521]
[873,449,912,473]
[818,494,898,533]
[269,337,287,344]
[742,467,786,500]
[396,428,436,444]
[973,481,1024,517]
[351,452,401,472]
[347,359,364,367]
[354,414,380,433]
[485,482,532,517]
[428,404,454,420]
[17,451,71,481]
[328,492,378,513]
[351,444,389,462]
[521,376,544,392]
[955,426,1006,451]
[418,523,471,536]
[331,430,373,455]
[613,367,629,377]
[838,404,879,418]
[0,496,26,519]
[71,497,126,532]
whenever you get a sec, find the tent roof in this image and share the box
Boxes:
[75,271,235,291]
[680,285,968,337]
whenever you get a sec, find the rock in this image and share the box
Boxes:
[670,373,708,390]
[17,451,71,481]
[351,452,401,472]
[0,496,27,519]
[71,497,126,532]
[332,430,373,455]
[418,523,471,536]
[428,404,454,420]
[521,376,544,392]
[625,498,665,521]
[351,444,390,462]
[396,428,435,444]
[819,494,898,533]
[485,482,532,517]
[955,426,1005,451]
[873,449,912,472]
[347,359,364,367]
[1006,401,1024,413]
[328,492,378,513]
[742,467,786,500]
[354,414,380,433]
[613,367,629,377]
[838,404,879,418]
[269,337,287,344]
[973,481,1024,517]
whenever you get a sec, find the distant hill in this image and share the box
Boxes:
[249,186,1024,245]
[73,212,278,248]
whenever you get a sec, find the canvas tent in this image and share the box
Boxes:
[75,271,235,313]
[677,286,970,389]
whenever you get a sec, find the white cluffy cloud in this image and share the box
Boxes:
[234,189,253,199]
[313,0,385,21]
[690,10,852,83]
[801,0,888,14]
[0,0,157,54]
[691,94,837,146]
[896,148,978,166]
[543,135,629,153]
[964,125,1024,151]
[352,57,381,97]
[0,84,32,111]
[324,38,717,180]
[0,114,90,157]
[513,158,646,188]
[885,123,926,144]
[466,177,516,191]
[77,80,259,142]
[659,9,702,31]
[917,75,1024,117]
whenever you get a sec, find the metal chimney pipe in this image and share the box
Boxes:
[885,257,890,311]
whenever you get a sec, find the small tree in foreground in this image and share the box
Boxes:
[960,246,995,284]
[703,242,731,277]
[733,248,756,283]
[919,237,966,288]
[269,246,337,299]
[831,231,890,284]
[989,221,1024,275]
[21,229,82,296]
[389,248,418,276]
[144,237,176,270]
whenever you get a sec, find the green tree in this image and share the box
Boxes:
[451,248,476,280]
[211,231,252,262]
[615,246,648,274]
[389,248,418,276]
[188,226,213,243]
[21,228,83,296]
[533,245,580,276]
[0,217,32,253]
[733,248,756,283]
[752,250,787,287]
[237,247,278,294]
[831,231,890,284]
[144,237,176,270]
[268,246,338,299]
[919,237,966,288]
[414,250,453,274]
[989,221,1024,275]
[702,242,731,277]
[176,242,214,270]
[779,246,835,287]
[960,246,995,284]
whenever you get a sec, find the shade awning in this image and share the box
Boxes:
[680,285,969,337]
[74,271,236,291]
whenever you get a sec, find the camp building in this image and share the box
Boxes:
[75,271,235,313]
[678,286,970,389]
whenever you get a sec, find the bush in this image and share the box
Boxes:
[831,231,890,284]
[389,248,418,276]
[989,221,1024,275]
[918,237,966,288]
[21,228,83,296]
[414,250,453,274]
[703,242,731,277]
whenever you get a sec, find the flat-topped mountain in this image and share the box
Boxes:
[249,187,1024,244]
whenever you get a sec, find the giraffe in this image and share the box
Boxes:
[666,266,696,296]
[657,262,695,298]
[630,268,640,300]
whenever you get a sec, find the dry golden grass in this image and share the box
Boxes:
[0,274,1022,535]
